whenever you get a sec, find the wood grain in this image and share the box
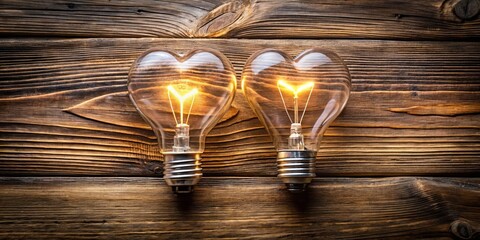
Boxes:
[0,38,479,177]
[389,103,480,116]
[0,0,480,39]
[0,177,478,239]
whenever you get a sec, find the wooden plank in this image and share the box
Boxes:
[0,0,480,39]
[0,38,479,177]
[0,177,479,239]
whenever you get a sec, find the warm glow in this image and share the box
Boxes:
[167,85,198,125]
[277,80,314,124]
[277,80,314,98]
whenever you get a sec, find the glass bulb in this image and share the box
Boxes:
[128,48,236,193]
[242,48,351,191]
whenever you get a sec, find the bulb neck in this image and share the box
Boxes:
[173,124,190,152]
[163,152,202,194]
[277,150,316,192]
[288,123,305,150]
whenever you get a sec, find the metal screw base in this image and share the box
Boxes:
[277,150,316,192]
[163,152,202,194]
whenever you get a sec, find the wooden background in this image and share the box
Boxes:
[0,0,479,239]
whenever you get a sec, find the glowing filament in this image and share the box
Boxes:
[277,80,314,124]
[167,85,198,125]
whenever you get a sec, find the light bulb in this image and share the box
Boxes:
[128,48,236,193]
[241,48,351,191]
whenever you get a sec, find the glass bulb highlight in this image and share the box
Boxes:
[242,48,351,191]
[128,48,236,193]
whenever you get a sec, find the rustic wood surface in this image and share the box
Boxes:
[0,38,478,177]
[0,0,479,239]
[0,177,479,239]
[0,0,479,39]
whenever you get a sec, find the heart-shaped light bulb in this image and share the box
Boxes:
[128,48,236,193]
[242,48,351,191]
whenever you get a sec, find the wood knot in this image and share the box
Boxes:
[394,13,403,20]
[450,220,479,239]
[192,0,251,37]
[454,0,480,20]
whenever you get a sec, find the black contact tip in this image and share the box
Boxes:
[172,186,194,194]
[285,183,308,192]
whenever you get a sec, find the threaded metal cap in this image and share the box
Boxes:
[277,150,316,191]
[163,152,202,194]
